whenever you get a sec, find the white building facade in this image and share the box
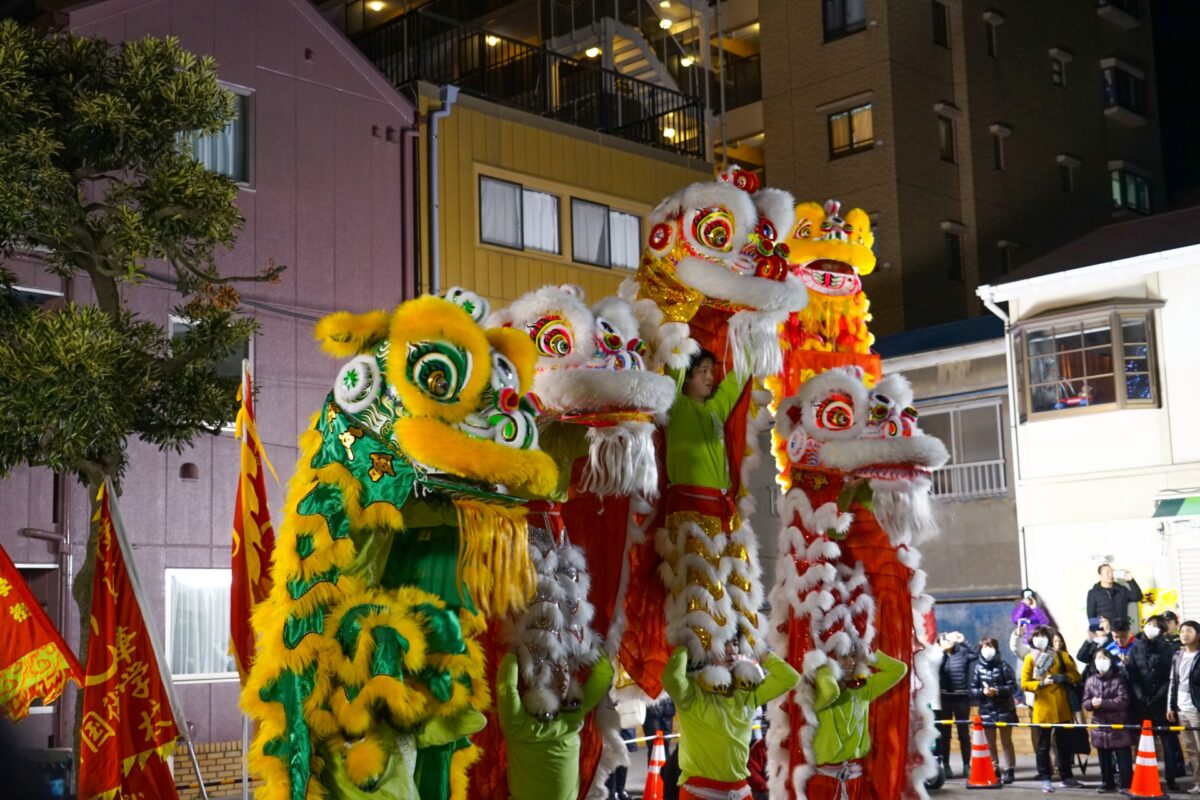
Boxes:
[979,212,1200,652]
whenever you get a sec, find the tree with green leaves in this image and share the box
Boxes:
[0,20,284,659]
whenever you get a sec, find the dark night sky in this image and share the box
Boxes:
[1152,0,1200,206]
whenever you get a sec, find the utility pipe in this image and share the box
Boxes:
[428,85,460,296]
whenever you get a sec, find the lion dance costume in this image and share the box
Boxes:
[243,289,557,800]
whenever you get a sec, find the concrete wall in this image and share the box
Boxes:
[0,0,415,753]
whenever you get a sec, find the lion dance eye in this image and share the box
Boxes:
[815,393,855,431]
[407,341,471,403]
[694,207,735,252]
[529,315,574,358]
[649,222,674,253]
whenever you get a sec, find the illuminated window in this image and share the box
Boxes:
[828,103,874,158]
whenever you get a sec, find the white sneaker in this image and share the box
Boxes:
[1041,779,1055,793]
[1186,785,1200,795]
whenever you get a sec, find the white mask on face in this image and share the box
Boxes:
[980,646,996,661]
[1145,625,1161,640]
[1095,658,1112,675]
[1032,636,1050,651]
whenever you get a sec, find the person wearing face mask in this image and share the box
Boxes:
[969,637,1018,784]
[1128,613,1186,791]
[1168,620,1200,794]
[936,631,977,779]
[1077,618,1113,680]
[1082,649,1137,793]
[1021,625,1083,793]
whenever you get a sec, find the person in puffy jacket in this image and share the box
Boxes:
[1082,649,1137,792]
[1022,625,1083,793]
[1012,588,1054,645]
[1128,614,1185,791]
[1086,564,1143,627]
[937,632,977,778]
[969,637,1018,784]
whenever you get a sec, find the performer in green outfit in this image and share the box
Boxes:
[808,648,908,800]
[496,652,614,800]
[662,645,800,799]
[659,349,768,691]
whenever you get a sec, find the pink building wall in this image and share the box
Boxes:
[0,0,416,749]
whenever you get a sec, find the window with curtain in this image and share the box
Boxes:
[185,91,250,184]
[479,175,562,254]
[609,210,641,269]
[828,103,873,158]
[166,569,235,679]
[572,199,610,267]
[1015,307,1159,419]
[822,0,867,41]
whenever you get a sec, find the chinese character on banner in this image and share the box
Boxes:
[230,363,277,683]
[78,484,179,800]
[0,543,83,721]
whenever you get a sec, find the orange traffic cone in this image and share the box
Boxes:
[966,715,1001,789]
[644,730,666,800]
[1128,719,1167,799]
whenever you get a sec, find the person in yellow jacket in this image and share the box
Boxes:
[662,645,800,800]
[1021,624,1083,793]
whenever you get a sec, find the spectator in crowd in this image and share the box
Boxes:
[1129,613,1185,791]
[1021,624,1083,792]
[1077,618,1112,680]
[1087,564,1144,627]
[747,736,768,800]
[1165,611,1183,652]
[1012,589,1055,646]
[643,695,676,761]
[937,631,977,778]
[606,692,646,800]
[1082,648,1137,793]
[1106,616,1138,664]
[970,636,1018,785]
[1168,619,1200,794]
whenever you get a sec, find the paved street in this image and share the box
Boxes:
[615,752,1195,799]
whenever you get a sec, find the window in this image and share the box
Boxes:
[1059,164,1075,193]
[571,199,641,269]
[944,232,963,280]
[169,317,251,384]
[937,115,956,163]
[479,175,562,254]
[990,124,1011,170]
[1103,65,1146,116]
[1051,58,1066,86]
[932,1,949,47]
[1110,168,1151,214]
[165,569,236,680]
[828,103,874,158]
[1015,303,1160,419]
[985,22,998,57]
[184,89,251,184]
[998,245,1011,274]
[921,400,1006,499]
[823,0,867,41]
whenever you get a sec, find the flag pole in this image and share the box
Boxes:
[103,480,210,800]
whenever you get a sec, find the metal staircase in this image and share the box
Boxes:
[547,16,678,91]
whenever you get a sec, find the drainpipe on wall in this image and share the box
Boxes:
[978,284,1029,589]
[402,124,421,299]
[428,85,460,296]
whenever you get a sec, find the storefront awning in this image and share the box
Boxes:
[1154,495,1200,518]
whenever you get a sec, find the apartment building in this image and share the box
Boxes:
[760,0,1163,335]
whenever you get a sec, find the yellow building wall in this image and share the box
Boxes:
[419,94,712,307]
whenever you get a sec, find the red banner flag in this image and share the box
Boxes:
[0,543,83,721]
[78,484,180,800]
[230,363,276,682]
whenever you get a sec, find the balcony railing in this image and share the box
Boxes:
[353,8,705,159]
[931,459,1007,500]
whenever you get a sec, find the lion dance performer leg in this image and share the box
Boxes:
[242,289,559,800]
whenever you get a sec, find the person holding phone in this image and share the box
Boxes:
[1086,564,1143,628]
